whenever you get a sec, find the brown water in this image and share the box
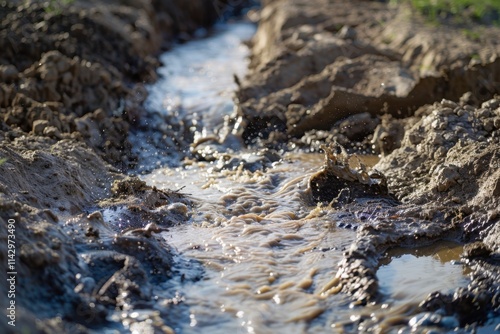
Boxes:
[138,22,474,333]
[141,154,475,333]
[377,241,469,305]
[146,155,357,333]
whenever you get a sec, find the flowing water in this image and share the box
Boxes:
[145,23,253,140]
[135,21,477,333]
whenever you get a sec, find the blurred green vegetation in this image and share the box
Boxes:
[391,0,500,25]
[44,0,75,14]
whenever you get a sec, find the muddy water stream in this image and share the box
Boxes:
[136,22,473,333]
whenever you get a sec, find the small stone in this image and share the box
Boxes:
[409,132,423,145]
[434,164,460,192]
[430,133,444,146]
[433,146,447,159]
[338,25,357,40]
[462,105,476,112]
[167,202,188,216]
[493,117,500,129]
[32,119,49,135]
[93,108,106,121]
[483,119,494,132]
[99,69,112,85]
[441,99,458,109]
[476,108,491,118]
[43,126,62,139]
[440,107,454,116]
[431,118,447,130]
[0,64,19,82]
[443,132,457,142]
[481,99,500,110]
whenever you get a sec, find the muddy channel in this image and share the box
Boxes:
[1,1,500,333]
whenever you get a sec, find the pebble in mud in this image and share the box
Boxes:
[164,202,188,216]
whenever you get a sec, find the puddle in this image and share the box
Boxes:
[377,241,470,305]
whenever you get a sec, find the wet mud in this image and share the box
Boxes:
[237,0,500,151]
[0,1,250,333]
[1,0,500,333]
[236,0,500,331]
[0,0,228,168]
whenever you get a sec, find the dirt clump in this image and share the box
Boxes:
[237,0,500,149]
[0,135,196,332]
[0,0,225,168]
[376,96,500,249]
[0,131,118,213]
[99,176,192,233]
[318,97,500,328]
[309,143,393,206]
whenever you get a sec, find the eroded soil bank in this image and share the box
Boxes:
[0,0,499,333]
[236,0,500,331]
[0,1,249,332]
